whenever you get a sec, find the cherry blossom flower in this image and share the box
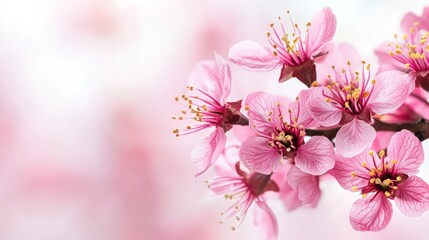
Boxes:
[238,91,334,206]
[173,54,248,177]
[382,30,429,91]
[240,91,334,175]
[231,126,304,210]
[207,161,279,240]
[307,61,411,157]
[330,130,429,231]
[229,7,336,86]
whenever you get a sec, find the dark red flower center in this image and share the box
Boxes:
[351,150,409,200]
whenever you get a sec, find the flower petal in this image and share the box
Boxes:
[214,53,231,101]
[307,87,342,127]
[188,54,231,105]
[367,70,411,115]
[374,42,407,72]
[387,130,423,175]
[329,151,373,191]
[306,7,337,55]
[229,40,282,71]
[336,118,376,158]
[371,131,395,152]
[287,166,321,205]
[192,127,226,177]
[253,199,278,240]
[350,193,393,231]
[395,176,429,217]
[295,136,335,175]
[239,136,281,174]
[400,7,429,32]
[271,168,302,211]
[288,89,317,127]
[316,43,361,85]
[244,92,280,136]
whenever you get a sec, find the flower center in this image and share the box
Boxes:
[266,11,311,65]
[269,124,305,161]
[322,61,376,116]
[389,26,429,73]
[172,86,248,136]
[351,150,408,199]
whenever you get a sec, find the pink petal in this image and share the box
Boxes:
[367,71,411,115]
[307,87,342,127]
[229,40,282,71]
[287,166,321,205]
[232,125,257,143]
[387,130,423,175]
[192,127,226,177]
[401,12,423,32]
[395,176,429,217]
[306,7,337,55]
[407,88,429,120]
[371,131,394,152]
[336,118,376,158]
[213,146,239,176]
[253,199,278,240]
[295,136,335,175]
[288,89,317,127]
[374,42,407,72]
[316,43,361,84]
[239,136,281,174]
[214,53,232,101]
[244,92,279,136]
[270,165,302,212]
[188,54,231,105]
[350,193,393,231]
[329,151,373,190]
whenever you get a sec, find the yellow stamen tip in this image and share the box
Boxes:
[352,186,358,191]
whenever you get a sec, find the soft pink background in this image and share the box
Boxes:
[0,0,428,239]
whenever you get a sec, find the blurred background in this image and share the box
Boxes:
[0,0,428,239]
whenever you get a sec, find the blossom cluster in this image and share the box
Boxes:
[173,6,429,239]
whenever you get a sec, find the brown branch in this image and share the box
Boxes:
[306,119,429,142]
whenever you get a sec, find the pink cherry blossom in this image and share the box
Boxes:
[173,53,248,177]
[375,24,429,92]
[330,130,429,231]
[240,91,334,176]
[231,124,303,211]
[207,161,279,240]
[229,7,336,86]
[308,62,411,157]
